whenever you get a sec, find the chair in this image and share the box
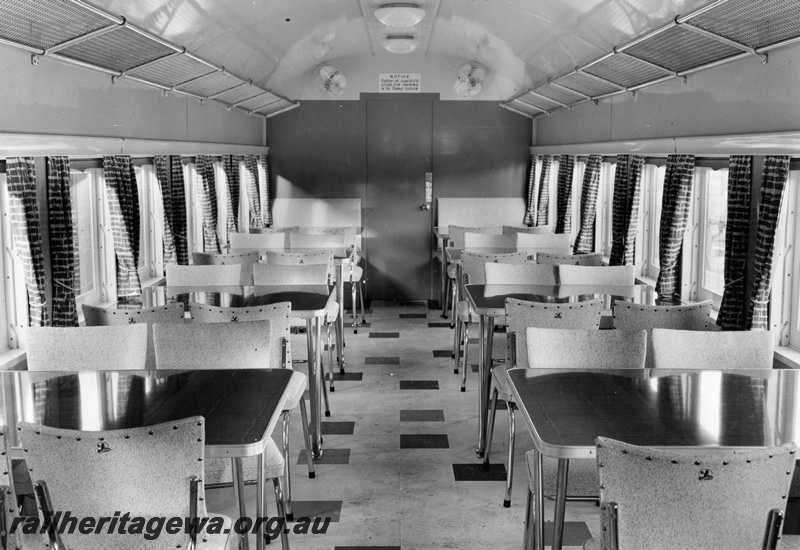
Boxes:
[516,232,571,250]
[187,303,316,522]
[526,328,647,369]
[536,252,604,267]
[0,426,47,550]
[229,231,287,250]
[165,263,242,286]
[251,226,299,234]
[82,303,186,369]
[192,250,260,285]
[580,437,796,550]
[447,225,503,249]
[19,417,234,549]
[650,328,774,369]
[613,300,712,368]
[454,251,528,392]
[25,325,148,371]
[502,225,553,234]
[299,226,357,247]
[463,232,518,249]
[558,264,635,286]
[486,298,603,507]
[254,262,331,286]
[485,263,557,285]
[265,249,335,284]
[289,232,347,250]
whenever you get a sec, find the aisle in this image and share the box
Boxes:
[206,303,599,549]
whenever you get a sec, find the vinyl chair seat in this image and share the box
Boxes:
[205,438,285,485]
[447,263,458,279]
[283,370,307,410]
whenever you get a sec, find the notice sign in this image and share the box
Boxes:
[379,73,421,93]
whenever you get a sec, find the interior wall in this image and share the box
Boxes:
[535,42,800,145]
[0,44,263,146]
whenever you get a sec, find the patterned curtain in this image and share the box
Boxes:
[261,154,273,227]
[747,156,790,330]
[47,157,78,327]
[536,155,552,226]
[609,155,645,266]
[573,155,603,254]
[555,155,576,234]
[195,155,221,253]
[154,156,177,266]
[523,154,537,226]
[243,155,263,229]
[655,154,696,298]
[717,156,752,330]
[6,158,49,327]
[169,156,189,265]
[103,156,142,299]
[223,154,240,238]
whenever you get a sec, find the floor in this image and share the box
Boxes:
[206,302,601,549]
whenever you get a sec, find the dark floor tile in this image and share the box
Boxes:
[322,421,355,435]
[543,522,592,546]
[427,300,440,310]
[493,400,508,410]
[428,322,451,328]
[349,321,371,328]
[287,500,342,523]
[297,448,351,464]
[452,463,507,481]
[470,363,479,373]
[400,434,449,449]
[786,498,800,534]
[365,356,400,365]
[400,313,427,318]
[369,332,399,338]
[400,380,439,390]
[400,409,444,422]
[468,337,478,344]
[432,350,452,357]
[326,372,364,381]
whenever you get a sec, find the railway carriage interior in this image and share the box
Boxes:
[3,0,800,549]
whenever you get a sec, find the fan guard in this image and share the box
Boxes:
[453,63,486,97]
[314,65,348,97]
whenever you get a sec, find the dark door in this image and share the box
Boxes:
[365,98,433,301]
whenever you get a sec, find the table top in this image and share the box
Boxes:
[464,283,674,316]
[507,368,799,460]
[117,285,334,318]
[1,369,294,457]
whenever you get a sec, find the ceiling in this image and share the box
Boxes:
[2,0,798,116]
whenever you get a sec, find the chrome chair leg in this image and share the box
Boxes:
[351,282,359,333]
[461,321,470,392]
[272,477,291,550]
[298,400,316,478]
[358,280,366,325]
[319,355,331,417]
[449,280,457,329]
[484,387,499,468]
[453,320,462,374]
[504,405,515,508]
[281,411,294,522]
[524,487,534,550]
[327,325,336,393]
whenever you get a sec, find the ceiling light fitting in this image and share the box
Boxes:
[382,35,418,54]
[375,4,425,28]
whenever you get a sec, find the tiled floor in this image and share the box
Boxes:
[206,303,602,549]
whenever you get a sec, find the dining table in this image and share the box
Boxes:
[506,367,800,550]
[463,283,678,458]
[117,284,334,461]
[1,368,295,550]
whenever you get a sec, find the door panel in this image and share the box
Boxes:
[365,99,433,301]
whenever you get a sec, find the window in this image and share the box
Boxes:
[697,168,728,304]
[133,164,165,283]
[185,162,204,256]
[0,173,12,349]
[70,169,102,308]
[594,161,615,258]
[570,159,584,246]
[641,164,666,278]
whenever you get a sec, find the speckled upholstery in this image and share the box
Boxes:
[229,231,286,249]
[557,264,635,285]
[166,263,242,286]
[0,426,47,549]
[650,328,774,369]
[19,417,232,549]
[289,232,347,249]
[26,325,148,371]
[589,436,796,550]
[82,303,186,369]
[254,262,330,286]
[484,263,557,285]
[464,232,518,249]
[526,328,647,369]
[192,250,260,286]
[536,252,604,267]
[502,225,553,234]
[613,300,712,368]
[515,232,571,250]
[448,225,503,249]
[264,250,335,283]
[300,226,357,247]
[462,251,528,287]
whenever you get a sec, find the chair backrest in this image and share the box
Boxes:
[614,300,712,368]
[650,328,774,369]
[464,232,518,249]
[0,425,30,549]
[516,232,571,250]
[505,298,603,368]
[537,252,604,267]
[189,302,291,369]
[253,262,330,286]
[502,225,554,234]
[289,232,347,250]
[595,436,796,550]
[250,226,299,234]
[20,416,210,549]
[526,328,647,369]
[229,231,287,250]
[153,319,272,369]
[558,264,635,286]
[264,249,335,282]
[462,251,528,286]
[484,263,557,285]
[26,325,148,371]
[165,263,242,286]
[82,303,186,369]
[192,250,260,285]
[299,226,358,248]
[448,225,502,249]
